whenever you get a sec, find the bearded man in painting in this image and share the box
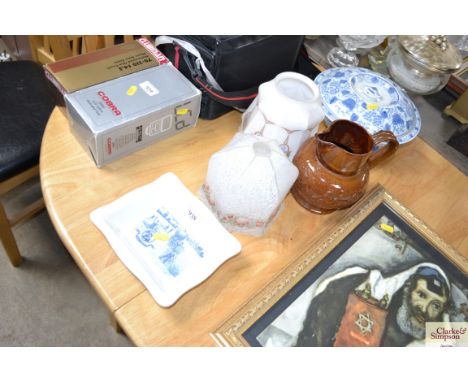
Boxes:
[295,263,451,346]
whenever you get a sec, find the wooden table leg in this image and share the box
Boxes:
[0,202,22,267]
[109,311,123,334]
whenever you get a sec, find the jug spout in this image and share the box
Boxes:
[317,120,373,176]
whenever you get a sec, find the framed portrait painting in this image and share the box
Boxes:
[212,185,468,347]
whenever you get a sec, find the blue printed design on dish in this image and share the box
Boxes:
[392,113,404,126]
[342,98,356,111]
[315,67,421,144]
[135,208,204,277]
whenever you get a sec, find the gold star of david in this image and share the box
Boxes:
[355,312,375,334]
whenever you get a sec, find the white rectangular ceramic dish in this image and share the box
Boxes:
[90,172,242,307]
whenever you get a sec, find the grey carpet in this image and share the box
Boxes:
[0,176,132,346]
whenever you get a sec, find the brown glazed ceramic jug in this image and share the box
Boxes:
[292,119,399,214]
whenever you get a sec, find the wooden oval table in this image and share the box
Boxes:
[40,106,468,346]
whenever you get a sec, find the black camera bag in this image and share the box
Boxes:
[156,35,305,119]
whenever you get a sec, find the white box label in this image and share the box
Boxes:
[139,81,159,96]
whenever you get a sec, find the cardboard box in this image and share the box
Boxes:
[65,64,201,167]
[44,37,168,94]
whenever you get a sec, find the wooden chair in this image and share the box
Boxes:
[0,36,81,266]
[0,61,56,266]
[1,35,147,266]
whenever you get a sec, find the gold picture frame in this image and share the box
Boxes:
[212,185,468,347]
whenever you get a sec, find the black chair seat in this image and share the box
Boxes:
[0,61,56,182]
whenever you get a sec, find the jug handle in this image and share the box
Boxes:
[368,131,399,167]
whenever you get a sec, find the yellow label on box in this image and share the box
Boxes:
[176,108,190,115]
[127,85,138,96]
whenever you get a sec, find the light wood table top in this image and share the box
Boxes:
[40,106,468,346]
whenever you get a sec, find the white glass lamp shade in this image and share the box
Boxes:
[201,133,299,236]
[241,72,324,160]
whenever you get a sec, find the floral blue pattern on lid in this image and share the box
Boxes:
[315,67,421,144]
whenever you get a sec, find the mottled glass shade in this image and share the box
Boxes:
[201,133,299,236]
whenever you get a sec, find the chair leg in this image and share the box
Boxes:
[0,202,22,266]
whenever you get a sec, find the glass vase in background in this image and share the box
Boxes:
[327,35,386,68]
[368,37,392,77]
[447,35,468,53]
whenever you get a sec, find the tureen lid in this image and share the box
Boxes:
[315,67,421,144]
[398,35,463,74]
